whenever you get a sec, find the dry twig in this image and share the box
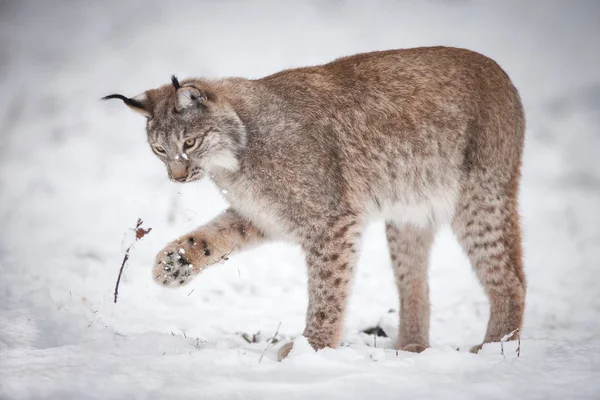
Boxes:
[114,218,152,304]
[500,328,520,358]
[206,246,237,268]
[258,322,282,363]
[239,332,261,344]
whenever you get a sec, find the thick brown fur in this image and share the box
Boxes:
[105,46,526,360]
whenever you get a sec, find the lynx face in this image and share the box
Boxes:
[104,76,246,183]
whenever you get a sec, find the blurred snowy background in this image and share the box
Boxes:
[1,1,599,399]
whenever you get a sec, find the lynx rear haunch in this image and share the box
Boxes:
[104,46,526,359]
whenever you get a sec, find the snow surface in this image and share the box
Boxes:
[1,1,599,399]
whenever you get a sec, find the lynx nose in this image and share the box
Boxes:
[168,162,188,182]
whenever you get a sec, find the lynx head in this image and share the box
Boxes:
[103,76,246,183]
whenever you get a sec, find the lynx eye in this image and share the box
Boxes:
[152,145,166,155]
[183,138,197,150]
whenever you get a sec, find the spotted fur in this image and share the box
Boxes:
[106,47,526,359]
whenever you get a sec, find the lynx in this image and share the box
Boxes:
[104,46,526,360]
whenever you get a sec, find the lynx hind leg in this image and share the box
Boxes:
[452,175,526,352]
[386,222,434,353]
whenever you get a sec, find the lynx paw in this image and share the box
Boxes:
[401,343,428,353]
[277,342,294,361]
[469,343,484,354]
[152,238,204,287]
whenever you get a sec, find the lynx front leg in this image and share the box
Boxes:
[153,209,265,287]
[279,215,360,360]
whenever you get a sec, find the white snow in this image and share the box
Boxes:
[1,1,599,399]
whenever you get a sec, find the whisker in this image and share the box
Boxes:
[154,177,168,191]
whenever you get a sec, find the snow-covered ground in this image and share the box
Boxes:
[1,1,599,399]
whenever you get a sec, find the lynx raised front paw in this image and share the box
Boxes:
[153,247,197,287]
[152,236,212,287]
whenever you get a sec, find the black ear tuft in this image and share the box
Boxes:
[102,93,128,102]
[171,75,181,90]
[102,94,145,109]
[102,93,151,117]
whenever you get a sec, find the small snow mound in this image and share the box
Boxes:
[378,312,398,340]
[286,336,313,358]
[321,345,364,362]
[367,347,386,362]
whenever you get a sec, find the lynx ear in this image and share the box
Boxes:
[176,85,207,112]
[102,92,152,118]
